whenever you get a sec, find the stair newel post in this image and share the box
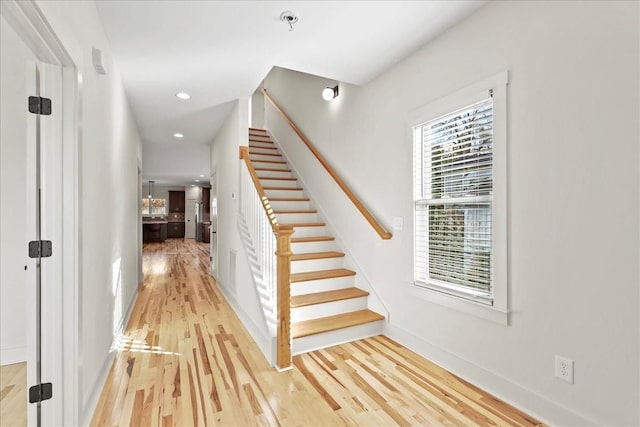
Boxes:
[275,225,294,370]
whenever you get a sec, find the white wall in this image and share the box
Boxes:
[35,1,143,424]
[263,1,639,425]
[0,16,36,365]
[210,99,274,363]
[185,185,201,202]
[251,88,265,129]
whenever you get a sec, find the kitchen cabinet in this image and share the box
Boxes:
[143,222,167,243]
[202,187,210,222]
[167,222,185,238]
[202,223,211,243]
[169,191,185,213]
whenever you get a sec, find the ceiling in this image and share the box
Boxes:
[96,1,487,186]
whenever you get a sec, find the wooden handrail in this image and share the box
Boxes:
[239,145,293,370]
[262,89,392,240]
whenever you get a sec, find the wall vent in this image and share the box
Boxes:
[92,47,107,75]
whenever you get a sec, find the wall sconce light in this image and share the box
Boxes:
[322,85,339,101]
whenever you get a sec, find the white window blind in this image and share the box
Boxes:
[414,96,494,303]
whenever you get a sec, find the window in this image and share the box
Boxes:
[141,198,166,215]
[412,71,507,318]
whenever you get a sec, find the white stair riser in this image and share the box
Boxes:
[249,140,270,145]
[251,161,288,170]
[260,179,299,189]
[269,200,310,211]
[250,153,284,162]
[249,142,275,149]
[283,225,325,238]
[264,189,305,199]
[274,212,318,223]
[250,147,279,155]
[291,257,344,274]
[256,170,294,179]
[292,320,383,355]
[291,297,368,322]
[291,275,355,295]
[291,241,336,253]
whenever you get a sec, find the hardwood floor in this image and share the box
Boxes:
[92,239,543,426]
[0,362,27,427]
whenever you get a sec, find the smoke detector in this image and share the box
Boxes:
[280,11,299,31]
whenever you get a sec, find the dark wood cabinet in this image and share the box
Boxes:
[167,222,185,238]
[202,187,211,222]
[143,223,167,243]
[169,191,185,213]
[202,223,211,243]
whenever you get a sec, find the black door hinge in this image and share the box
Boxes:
[29,383,53,403]
[28,96,52,115]
[29,240,52,258]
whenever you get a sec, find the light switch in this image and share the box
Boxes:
[393,217,403,231]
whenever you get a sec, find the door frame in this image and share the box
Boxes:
[1,1,80,425]
[210,170,218,276]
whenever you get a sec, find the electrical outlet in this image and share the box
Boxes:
[555,355,574,383]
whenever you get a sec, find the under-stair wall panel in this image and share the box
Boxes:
[210,101,274,367]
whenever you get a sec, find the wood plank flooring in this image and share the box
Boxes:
[0,362,27,427]
[92,239,544,426]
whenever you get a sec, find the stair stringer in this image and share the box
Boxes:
[265,131,391,323]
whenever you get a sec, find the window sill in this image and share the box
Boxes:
[408,283,509,326]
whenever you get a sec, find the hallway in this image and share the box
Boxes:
[91,240,542,426]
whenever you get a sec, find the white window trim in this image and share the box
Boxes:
[409,70,509,325]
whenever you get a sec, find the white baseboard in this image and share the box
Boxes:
[80,289,139,427]
[384,323,596,427]
[0,346,27,365]
[213,274,274,366]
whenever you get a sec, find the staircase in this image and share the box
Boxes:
[248,128,384,355]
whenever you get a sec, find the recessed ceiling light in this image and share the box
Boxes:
[191,184,195,187]
[174,133,184,138]
[195,179,200,182]
[199,174,204,177]
[175,92,191,100]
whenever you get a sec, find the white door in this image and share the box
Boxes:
[185,199,197,238]
[1,14,63,425]
[0,16,37,425]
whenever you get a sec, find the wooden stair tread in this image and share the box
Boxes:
[249,127,267,133]
[273,209,317,214]
[249,144,277,150]
[259,177,297,181]
[280,222,325,227]
[291,288,369,308]
[290,268,355,283]
[263,187,303,191]
[291,251,344,261]
[292,309,384,339]
[251,160,287,164]
[254,167,292,172]
[291,236,335,243]
[249,152,282,157]
[269,197,310,202]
